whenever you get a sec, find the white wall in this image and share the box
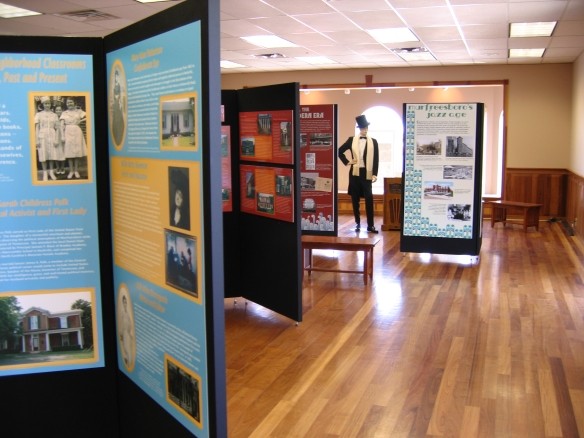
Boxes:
[222,63,573,171]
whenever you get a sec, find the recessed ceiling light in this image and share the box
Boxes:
[509,48,545,58]
[295,56,337,65]
[242,35,297,49]
[0,2,40,18]
[510,22,556,38]
[368,27,418,44]
[220,60,247,69]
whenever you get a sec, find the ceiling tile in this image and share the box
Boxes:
[261,0,333,15]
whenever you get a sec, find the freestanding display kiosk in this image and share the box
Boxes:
[400,103,484,256]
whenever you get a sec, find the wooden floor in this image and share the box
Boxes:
[225,215,584,437]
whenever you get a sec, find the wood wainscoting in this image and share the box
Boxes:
[504,168,568,217]
[337,193,384,216]
[566,170,584,239]
[337,168,584,242]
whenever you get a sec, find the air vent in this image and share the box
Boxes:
[56,10,118,22]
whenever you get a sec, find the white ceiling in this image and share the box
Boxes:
[0,0,583,73]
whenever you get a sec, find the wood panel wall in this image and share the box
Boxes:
[566,171,584,238]
[338,193,384,216]
[504,168,568,217]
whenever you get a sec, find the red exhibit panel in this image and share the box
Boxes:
[239,164,294,222]
[299,104,336,232]
[221,125,232,212]
[239,110,294,165]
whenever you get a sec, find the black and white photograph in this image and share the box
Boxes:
[116,284,136,371]
[166,358,201,424]
[168,166,190,231]
[32,94,90,183]
[280,121,291,149]
[443,165,473,180]
[445,136,474,157]
[241,137,255,156]
[165,230,197,298]
[257,113,272,135]
[275,174,292,196]
[108,61,126,149]
[416,137,442,156]
[447,203,472,221]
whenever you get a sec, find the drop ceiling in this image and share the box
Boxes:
[0,0,583,73]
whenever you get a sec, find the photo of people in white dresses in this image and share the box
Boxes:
[32,94,90,183]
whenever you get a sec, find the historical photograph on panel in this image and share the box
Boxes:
[168,166,191,231]
[447,204,472,221]
[257,113,272,135]
[275,175,292,196]
[241,136,255,156]
[117,283,136,372]
[279,121,292,150]
[245,170,255,199]
[423,181,454,199]
[301,172,318,190]
[256,193,274,214]
[108,60,127,149]
[309,132,332,147]
[164,230,197,298]
[443,165,473,180]
[166,355,202,427]
[31,94,91,183]
[0,290,97,369]
[160,93,197,150]
[416,137,442,156]
[445,136,474,157]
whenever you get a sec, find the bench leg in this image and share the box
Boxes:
[491,206,507,228]
[524,207,540,231]
[363,250,368,285]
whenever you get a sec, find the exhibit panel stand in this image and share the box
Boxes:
[222,83,303,323]
[400,103,484,256]
[1,1,227,437]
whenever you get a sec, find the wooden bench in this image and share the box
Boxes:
[301,235,381,285]
[484,200,542,232]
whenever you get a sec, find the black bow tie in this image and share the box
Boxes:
[360,136,367,139]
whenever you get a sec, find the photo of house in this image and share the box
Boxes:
[20,307,85,353]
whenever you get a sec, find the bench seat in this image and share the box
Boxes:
[301,235,381,284]
[484,200,542,232]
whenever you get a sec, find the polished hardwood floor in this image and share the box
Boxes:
[225,215,584,437]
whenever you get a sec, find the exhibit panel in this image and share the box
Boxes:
[233,83,303,322]
[400,103,484,256]
[0,52,105,376]
[299,104,338,236]
[0,36,119,436]
[105,1,226,437]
